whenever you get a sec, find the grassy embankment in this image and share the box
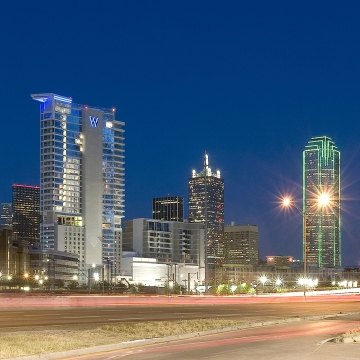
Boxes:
[0,319,246,359]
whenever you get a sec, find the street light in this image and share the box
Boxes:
[258,275,268,293]
[281,192,331,293]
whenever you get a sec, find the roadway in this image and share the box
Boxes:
[1,294,360,332]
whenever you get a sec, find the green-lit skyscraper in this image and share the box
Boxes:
[303,136,341,268]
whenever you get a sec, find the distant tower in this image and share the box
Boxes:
[152,196,184,222]
[303,136,341,268]
[224,224,259,265]
[0,203,12,227]
[188,153,224,278]
[12,184,40,249]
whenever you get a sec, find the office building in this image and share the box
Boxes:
[123,218,205,266]
[0,203,12,227]
[0,227,30,276]
[122,218,205,288]
[120,256,200,291]
[224,224,259,265]
[266,255,294,267]
[152,196,183,221]
[32,93,125,277]
[303,136,341,268]
[188,153,224,265]
[30,249,79,286]
[12,184,40,249]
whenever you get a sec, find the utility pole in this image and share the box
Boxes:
[204,152,209,294]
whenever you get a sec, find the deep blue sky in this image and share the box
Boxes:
[1,1,360,265]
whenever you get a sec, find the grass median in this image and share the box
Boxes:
[0,319,246,359]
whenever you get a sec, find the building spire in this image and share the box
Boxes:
[204,151,209,168]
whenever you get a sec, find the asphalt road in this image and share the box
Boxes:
[1,296,360,332]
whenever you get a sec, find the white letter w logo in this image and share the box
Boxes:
[89,116,99,128]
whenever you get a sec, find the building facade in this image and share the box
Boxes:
[30,249,79,286]
[224,224,259,266]
[303,136,341,268]
[123,218,205,267]
[32,93,125,278]
[188,154,224,269]
[12,184,40,249]
[152,196,184,222]
[120,256,200,291]
[0,227,30,276]
[0,203,12,227]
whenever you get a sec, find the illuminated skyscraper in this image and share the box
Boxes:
[12,185,40,249]
[152,196,183,222]
[303,136,340,268]
[188,154,224,276]
[32,93,125,276]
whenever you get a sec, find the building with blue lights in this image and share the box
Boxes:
[32,93,125,279]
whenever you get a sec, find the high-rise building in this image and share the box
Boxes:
[0,203,12,227]
[303,136,340,268]
[32,93,125,277]
[123,218,204,265]
[152,196,183,222]
[12,184,40,249]
[224,224,259,265]
[188,153,224,275]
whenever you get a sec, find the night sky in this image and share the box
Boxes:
[1,1,360,265]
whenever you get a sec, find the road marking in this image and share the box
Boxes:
[23,314,61,317]
[107,317,144,321]
[106,349,144,359]
[61,316,102,319]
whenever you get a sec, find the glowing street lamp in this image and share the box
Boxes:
[258,275,268,293]
[280,191,332,281]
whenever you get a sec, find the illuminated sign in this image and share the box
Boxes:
[89,116,99,128]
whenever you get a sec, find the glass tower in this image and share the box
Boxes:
[32,93,125,276]
[303,136,340,268]
[188,154,224,264]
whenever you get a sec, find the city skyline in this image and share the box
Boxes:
[1,2,360,266]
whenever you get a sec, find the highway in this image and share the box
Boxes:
[1,294,360,332]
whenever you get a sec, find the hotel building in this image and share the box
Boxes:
[32,93,125,277]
